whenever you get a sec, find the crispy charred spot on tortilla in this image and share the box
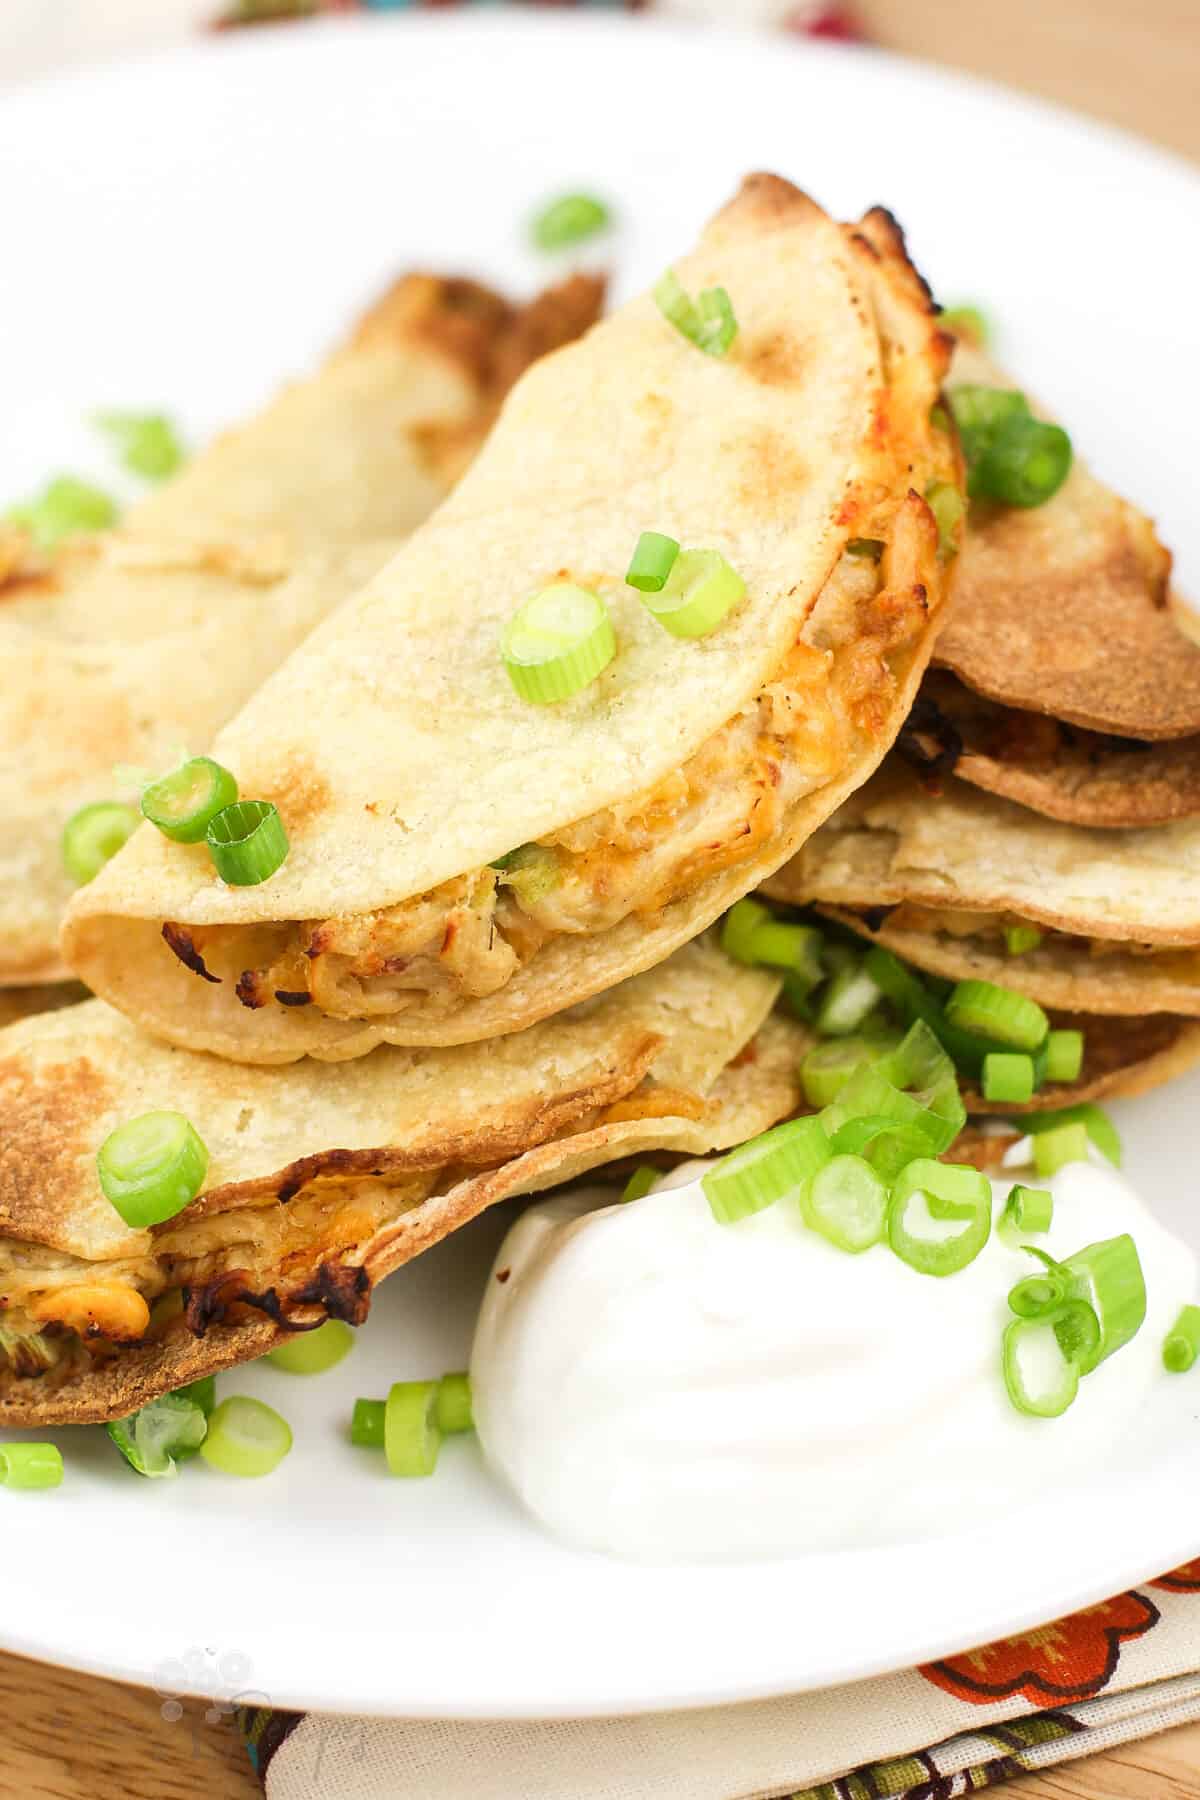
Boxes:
[183,1262,370,1338]
[274,989,312,1007]
[288,1262,371,1327]
[742,331,807,387]
[235,968,269,1010]
[0,1052,118,1244]
[162,922,220,984]
[860,905,895,932]
[496,1268,511,1285]
[253,753,330,836]
[897,694,963,783]
[729,1041,759,1069]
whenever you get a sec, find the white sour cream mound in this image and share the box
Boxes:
[470,1160,1195,1561]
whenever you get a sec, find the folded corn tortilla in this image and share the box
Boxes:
[933,339,1200,740]
[1,271,603,987]
[63,177,959,1064]
[0,935,806,1426]
[762,763,1200,1016]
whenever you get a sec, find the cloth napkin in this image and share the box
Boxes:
[238,1561,1200,1796]
[7,3,1196,1795]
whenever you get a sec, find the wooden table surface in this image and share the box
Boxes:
[2,3,1199,1796]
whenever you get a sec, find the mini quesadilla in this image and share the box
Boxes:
[64,178,960,1064]
[910,335,1200,829]
[1,272,602,987]
[762,763,1200,1021]
[0,937,806,1426]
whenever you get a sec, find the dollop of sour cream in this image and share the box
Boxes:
[470,1159,1196,1561]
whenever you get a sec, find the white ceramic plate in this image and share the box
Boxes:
[2,9,1199,1721]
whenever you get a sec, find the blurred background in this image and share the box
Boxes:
[1,0,1196,162]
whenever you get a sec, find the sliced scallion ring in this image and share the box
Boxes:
[266,1319,355,1376]
[107,1391,208,1478]
[814,957,883,1037]
[97,1110,208,1228]
[200,1396,292,1479]
[206,799,288,887]
[1004,924,1043,956]
[1003,1184,1054,1235]
[1059,1234,1146,1374]
[653,271,739,358]
[639,548,745,639]
[141,756,238,844]
[625,531,679,593]
[1163,1305,1200,1374]
[384,1380,442,1478]
[701,1116,832,1226]
[501,583,616,704]
[1002,1313,1081,1419]
[435,1372,474,1436]
[620,1166,659,1204]
[801,1154,888,1254]
[61,800,140,885]
[982,1052,1035,1105]
[1043,1030,1085,1085]
[0,1443,64,1490]
[945,980,1049,1054]
[1025,1103,1121,1168]
[351,1398,386,1450]
[887,1159,992,1277]
[925,479,965,560]
[1031,1121,1091,1179]
[800,1033,902,1110]
[530,192,611,251]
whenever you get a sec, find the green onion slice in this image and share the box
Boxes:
[654,271,739,357]
[701,1116,832,1227]
[351,1398,386,1450]
[61,800,140,885]
[97,1110,209,1229]
[863,947,1010,1078]
[939,305,990,347]
[945,980,1049,1053]
[925,479,965,560]
[1031,1120,1090,1178]
[501,583,616,704]
[530,192,611,251]
[94,411,185,482]
[720,898,772,965]
[200,1396,293,1479]
[206,799,289,887]
[1024,1103,1121,1168]
[1002,1313,1081,1419]
[800,1032,902,1110]
[141,756,238,844]
[384,1380,443,1478]
[266,1319,355,1375]
[887,1159,992,1277]
[8,474,118,548]
[435,1371,474,1436]
[179,1375,217,1420]
[620,1166,659,1204]
[1004,924,1044,956]
[824,1021,966,1171]
[491,843,560,907]
[625,531,680,593]
[1008,1267,1071,1320]
[1059,1234,1146,1374]
[972,416,1073,508]
[107,1391,208,1478]
[1163,1304,1200,1374]
[982,1052,1035,1105]
[1043,1030,1085,1086]
[948,384,1031,440]
[815,956,884,1037]
[801,1154,888,1254]
[1003,1184,1054,1235]
[0,1442,64,1490]
[639,547,745,639]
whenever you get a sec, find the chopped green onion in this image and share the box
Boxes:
[1163,1305,1200,1374]
[1002,1313,1081,1418]
[972,416,1073,508]
[141,756,238,844]
[8,474,117,548]
[1004,924,1043,956]
[801,1154,888,1254]
[620,1166,658,1204]
[925,479,965,560]
[61,800,139,885]
[939,305,990,347]
[530,192,611,251]
[435,1371,474,1436]
[266,1319,355,1376]
[949,385,1031,440]
[1008,1267,1070,1319]
[654,270,739,357]
[720,897,772,965]
[94,411,185,482]
[625,531,680,593]
[815,957,884,1037]
[982,1052,1035,1104]
[1051,1298,1103,1369]
[1043,1030,1085,1085]
[491,843,560,906]
[1004,1184,1054,1235]
[1058,1235,1146,1374]
[863,947,1008,1077]
[827,1022,966,1167]
[179,1375,217,1419]
[351,1398,386,1449]
[206,799,289,887]
[800,1032,901,1110]
[701,1116,831,1226]
[1032,1121,1090,1178]
[639,547,745,639]
[200,1396,292,1478]
[887,1159,992,1277]
[501,583,615,704]
[97,1110,209,1229]
[718,901,824,987]
[384,1380,442,1478]
[1025,1103,1121,1168]
[826,1114,932,1172]
[845,537,884,559]
[0,1443,63,1491]
[107,1391,208,1478]
[945,980,1049,1054]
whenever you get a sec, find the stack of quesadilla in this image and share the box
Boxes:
[763,331,1200,1108]
[0,176,960,1424]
